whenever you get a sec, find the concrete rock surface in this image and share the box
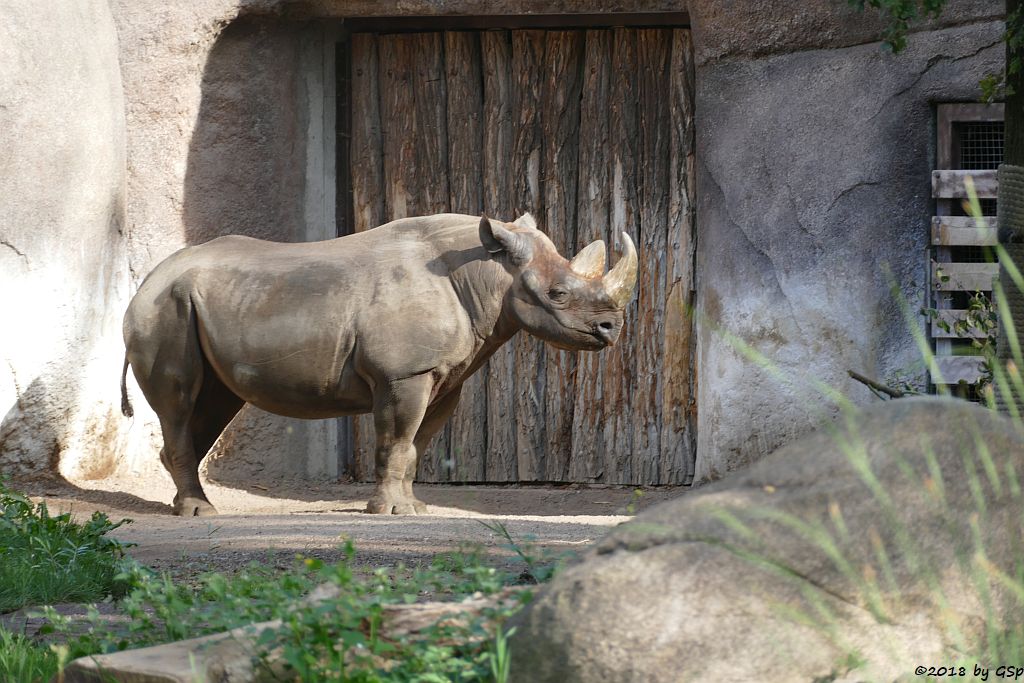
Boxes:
[0,0,131,479]
[509,397,1024,682]
[693,19,1004,480]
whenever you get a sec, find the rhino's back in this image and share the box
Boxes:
[124,215,488,411]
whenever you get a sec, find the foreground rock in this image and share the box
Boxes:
[510,397,1024,682]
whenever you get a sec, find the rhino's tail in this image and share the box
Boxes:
[120,354,134,418]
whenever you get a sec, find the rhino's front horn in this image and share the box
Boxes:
[604,232,638,308]
[569,240,606,278]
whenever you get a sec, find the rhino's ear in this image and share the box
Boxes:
[512,213,537,230]
[480,215,532,264]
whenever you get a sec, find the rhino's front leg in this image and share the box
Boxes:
[402,385,464,514]
[366,374,433,515]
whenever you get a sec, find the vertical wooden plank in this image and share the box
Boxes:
[349,33,384,482]
[444,30,488,482]
[406,32,452,483]
[350,33,383,235]
[661,28,697,485]
[569,29,612,482]
[540,30,584,481]
[511,29,547,481]
[379,33,419,222]
[604,27,640,484]
[482,30,518,482]
[412,33,450,215]
[633,29,671,484]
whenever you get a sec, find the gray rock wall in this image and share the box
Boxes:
[688,9,1004,480]
[0,1,130,478]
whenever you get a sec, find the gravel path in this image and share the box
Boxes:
[13,471,683,578]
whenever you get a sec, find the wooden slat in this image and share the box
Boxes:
[379,34,419,221]
[936,102,1005,124]
[568,29,612,482]
[444,30,487,482]
[931,216,998,246]
[405,32,451,483]
[931,356,986,385]
[540,30,584,481]
[481,30,518,482]
[931,169,998,199]
[929,309,996,339]
[350,33,384,482]
[412,33,450,216]
[660,27,697,485]
[633,28,672,484]
[511,29,548,482]
[350,34,384,235]
[931,261,998,292]
[603,26,639,484]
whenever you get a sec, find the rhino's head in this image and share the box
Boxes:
[480,213,638,351]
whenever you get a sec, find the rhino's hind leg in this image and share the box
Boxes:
[130,287,239,517]
[176,361,245,516]
[366,374,433,515]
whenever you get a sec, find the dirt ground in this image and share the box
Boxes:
[11,468,684,580]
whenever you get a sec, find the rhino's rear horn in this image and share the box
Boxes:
[569,240,606,278]
[604,232,638,308]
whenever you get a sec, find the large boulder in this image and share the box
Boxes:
[510,397,1024,682]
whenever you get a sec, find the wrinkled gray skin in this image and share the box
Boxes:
[121,213,638,516]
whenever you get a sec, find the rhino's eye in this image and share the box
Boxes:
[548,287,569,304]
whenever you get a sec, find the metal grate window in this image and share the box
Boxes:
[955,121,1003,217]
[957,122,1004,170]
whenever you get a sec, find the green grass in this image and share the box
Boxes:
[1,521,536,682]
[0,629,65,683]
[0,481,133,614]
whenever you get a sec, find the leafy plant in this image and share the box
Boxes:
[0,480,134,614]
[25,538,529,682]
[479,520,564,585]
[0,629,67,683]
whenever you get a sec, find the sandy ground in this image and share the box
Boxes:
[11,469,684,579]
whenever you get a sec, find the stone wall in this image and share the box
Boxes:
[686,1,1004,479]
[0,1,130,479]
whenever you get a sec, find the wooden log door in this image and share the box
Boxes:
[342,24,697,486]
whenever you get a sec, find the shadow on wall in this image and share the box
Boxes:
[179,15,327,493]
[1,379,167,513]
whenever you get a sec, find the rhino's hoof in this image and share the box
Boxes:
[174,497,218,517]
[365,498,426,515]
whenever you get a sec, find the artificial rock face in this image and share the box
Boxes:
[510,397,1024,682]
[122,213,637,515]
[0,0,131,479]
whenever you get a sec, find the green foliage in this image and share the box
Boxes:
[27,539,528,682]
[0,629,68,683]
[0,480,134,614]
[478,520,563,585]
[847,0,945,52]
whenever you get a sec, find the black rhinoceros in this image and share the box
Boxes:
[120,213,637,516]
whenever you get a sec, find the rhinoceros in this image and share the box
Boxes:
[120,213,637,516]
